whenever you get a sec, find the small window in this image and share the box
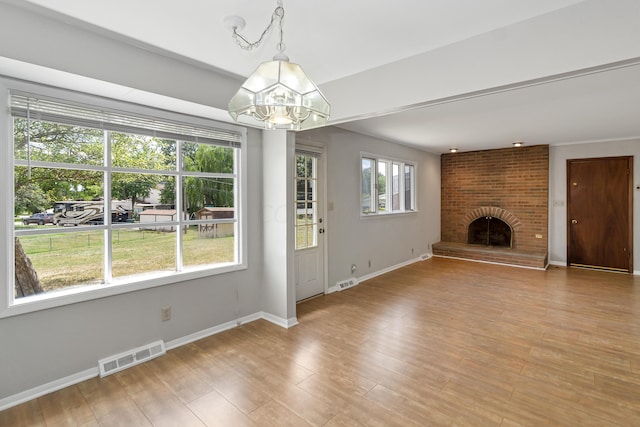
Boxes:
[295,153,318,250]
[361,155,416,215]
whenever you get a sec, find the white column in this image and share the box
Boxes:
[261,130,298,327]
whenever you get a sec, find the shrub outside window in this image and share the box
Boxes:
[10,90,244,306]
[361,155,416,215]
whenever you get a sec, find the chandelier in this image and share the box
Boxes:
[226,1,330,130]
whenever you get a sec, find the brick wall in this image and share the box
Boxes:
[440,145,549,254]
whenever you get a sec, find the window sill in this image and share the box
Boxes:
[360,210,419,219]
[1,262,246,319]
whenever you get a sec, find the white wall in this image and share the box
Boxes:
[298,128,441,288]
[549,140,640,272]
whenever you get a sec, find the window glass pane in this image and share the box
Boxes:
[15,231,104,298]
[295,224,308,250]
[305,157,313,178]
[14,166,104,228]
[297,179,306,202]
[306,208,317,247]
[183,225,235,267]
[405,165,414,211]
[295,222,316,250]
[295,154,318,249]
[306,179,316,206]
[296,209,309,226]
[14,118,104,166]
[392,162,400,211]
[112,132,175,171]
[111,229,176,279]
[182,143,234,173]
[13,166,104,227]
[361,158,374,214]
[131,176,177,219]
[377,161,387,212]
[182,177,235,217]
[300,204,317,243]
[112,173,176,223]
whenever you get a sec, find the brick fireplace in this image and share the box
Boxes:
[433,145,549,269]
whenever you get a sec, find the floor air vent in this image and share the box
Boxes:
[99,340,165,377]
[336,278,358,291]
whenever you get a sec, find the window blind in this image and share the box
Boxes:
[10,91,242,148]
[296,148,322,158]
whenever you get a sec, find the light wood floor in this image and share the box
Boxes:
[3,257,640,426]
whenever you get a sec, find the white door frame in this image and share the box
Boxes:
[294,144,328,300]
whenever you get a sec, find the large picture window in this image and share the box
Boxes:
[361,155,416,215]
[10,90,244,306]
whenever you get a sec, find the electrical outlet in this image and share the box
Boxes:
[161,306,171,321]
[351,264,357,274]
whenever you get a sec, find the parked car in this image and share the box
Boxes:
[22,212,55,225]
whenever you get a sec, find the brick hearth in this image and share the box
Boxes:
[432,242,547,269]
[436,145,549,268]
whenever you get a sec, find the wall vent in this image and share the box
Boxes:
[336,278,358,291]
[98,340,165,377]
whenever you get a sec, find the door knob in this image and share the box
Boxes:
[571,219,578,224]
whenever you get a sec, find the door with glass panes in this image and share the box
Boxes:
[294,149,325,301]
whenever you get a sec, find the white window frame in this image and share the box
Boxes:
[360,153,417,216]
[0,79,248,318]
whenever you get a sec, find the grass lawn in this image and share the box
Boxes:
[18,227,234,293]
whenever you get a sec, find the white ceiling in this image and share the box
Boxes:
[10,0,640,153]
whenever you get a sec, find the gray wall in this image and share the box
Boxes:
[0,2,266,402]
[0,1,241,110]
[298,127,441,288]
[0,126,265,400]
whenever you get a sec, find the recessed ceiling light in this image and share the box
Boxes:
[450,148,458,153]
[513,141,524,147]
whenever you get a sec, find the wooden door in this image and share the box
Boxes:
[567,156,633,272]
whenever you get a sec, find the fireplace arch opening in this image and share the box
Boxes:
[467,216,512,248]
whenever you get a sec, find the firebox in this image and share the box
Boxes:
[467,216,512,248]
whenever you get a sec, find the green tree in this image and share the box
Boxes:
[182,144,234,213]
[13,118,105,210]
[111,133,167,212]
[14,183,48,215]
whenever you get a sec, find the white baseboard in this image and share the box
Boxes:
[261,311,298,328]
[0,367,97,412]
[433,254,547,270]
[165,311,262,351]
[0,310,294,412]
[550,260,639,276]
[327,254,431,294]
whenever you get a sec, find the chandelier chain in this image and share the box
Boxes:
[232,5,285,52]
